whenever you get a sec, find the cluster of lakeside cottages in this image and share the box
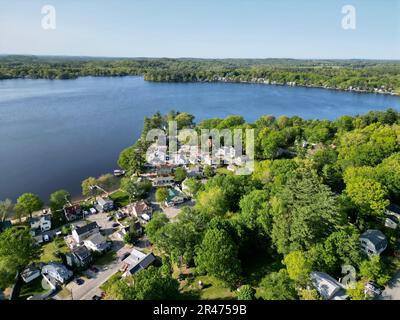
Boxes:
[1,142,400,300]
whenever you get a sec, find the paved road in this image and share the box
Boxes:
[380,271,400,300]
[62,242,130,300]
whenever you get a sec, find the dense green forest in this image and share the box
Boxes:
[1,55,399,94]
[112,108,400,300]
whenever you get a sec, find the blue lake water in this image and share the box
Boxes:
[0,76,399,201]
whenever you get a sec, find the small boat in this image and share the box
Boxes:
[113,169,126,177]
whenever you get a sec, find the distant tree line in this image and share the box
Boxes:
[0,55,399,94]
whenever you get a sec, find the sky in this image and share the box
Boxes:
[0,0,399,59]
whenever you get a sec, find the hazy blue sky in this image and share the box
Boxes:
[0,0,399,59]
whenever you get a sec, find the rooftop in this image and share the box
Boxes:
[85,233,106,246]
[133,200,151,215]
[361,229,387,249]
[74,222,99,236]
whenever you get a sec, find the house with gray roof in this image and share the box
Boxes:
[83,233,110,253]
[360,229,387,256]
[310,271,348,300]
[41,262,73,284]
[72,222,99,243]
[385,204,400,229]
[96,197,114,212]
[120,249,156,277]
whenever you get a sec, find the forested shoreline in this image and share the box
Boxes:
[1,55,399,95]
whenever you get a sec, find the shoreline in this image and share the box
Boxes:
[1,75,398,96]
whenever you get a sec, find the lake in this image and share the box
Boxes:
[0,76,399,201]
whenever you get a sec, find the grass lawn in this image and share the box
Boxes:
[216,167,234,175]
[100,272,122,292]
[94,251,117,266]
[18,278,47,300]
[109,190,130,208]
[57,287,71,299]
[38,237,70,263]
[179,273,236,300]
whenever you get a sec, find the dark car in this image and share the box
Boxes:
[107,216,113,222]
[112,223,119,228]
[92,295,101,300]
[120,252,130,261]
[74,278,84,285]
[90,266,99,273]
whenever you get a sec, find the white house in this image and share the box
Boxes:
[130,200,153,219]
[83,233,109,253]
[152,176,174,187]
[21,266,41,283]
[120,249,156,277]
[41,263,73,284]
[310,271,348,300]
[29,215,52,235]
[72,222,99,244]
[96,197,114,212]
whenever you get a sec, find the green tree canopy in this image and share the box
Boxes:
[259,269,298,300]
[0,227,40,288]
[49,190,70,211]
[237,285,256,300]
[15,193,43,219]
[195,228,241,288]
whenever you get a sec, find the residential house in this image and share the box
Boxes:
[29,215,52,235]
[156,164,174,176]
[64,204,83,222]
[96,197,114,212]
[72,222,99,244]
[116,222,143,240]
[360,230,388,256]
[385,204,400,229]
[165,188,187,207]
[131,200,153,219]
[186,166,203,178]
[21,266,41,283]
[152,176,174,187]
[120,249,156,277]
[83,233,109,253]
[310,271,348,300]
[66,246,92,269]
[41,263,73,284]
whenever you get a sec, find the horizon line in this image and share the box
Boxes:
[1,53,400,62]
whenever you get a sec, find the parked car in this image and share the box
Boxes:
[121,252,130,260]
[92,295,101,300]
[90,266,99,273]
[42,234,50,242]
[365,282,384,296]
[112,223,119,228]
[74,278,84,285]
[107,216,113,222]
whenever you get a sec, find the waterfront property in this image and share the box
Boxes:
[1,77,399,201]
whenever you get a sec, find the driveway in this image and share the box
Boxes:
[380,271,400,300]
[162,200,195,220]
[59,242,131,300]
